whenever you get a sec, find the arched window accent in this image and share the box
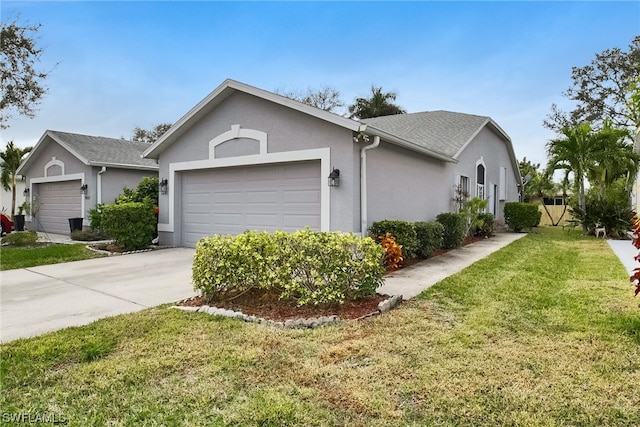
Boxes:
[476,159,486,200]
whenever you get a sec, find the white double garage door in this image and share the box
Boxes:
[180,161,321,248]
[33,180,83,234]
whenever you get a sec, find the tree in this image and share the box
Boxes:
[546,122,639,234]
[544,36,640,132]
[348,86,406,119]
[586,121,639,198]
[546,123,600,233]
[131,123,172,144]
[0,141,32,216]
[276,85,345,113]
[519,157,565,226]
[0,17,50,129]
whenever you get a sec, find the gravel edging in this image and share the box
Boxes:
[170,294,403,329]
[86,244,175,256]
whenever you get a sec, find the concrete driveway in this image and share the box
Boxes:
[1,248,196,343]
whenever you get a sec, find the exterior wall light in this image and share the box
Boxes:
[328,168,340,187]
[80,184,88,195]
[160,178,168,195]
[23,188,30,196]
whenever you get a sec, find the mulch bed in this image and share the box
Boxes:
[177,289,390,321]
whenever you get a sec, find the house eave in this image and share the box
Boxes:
[88,161,159,171]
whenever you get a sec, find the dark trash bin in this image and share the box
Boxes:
[68,217,83,233]
[13,214,25,231]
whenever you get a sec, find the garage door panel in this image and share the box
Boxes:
[181,161,321,247]
[35,180,82,234]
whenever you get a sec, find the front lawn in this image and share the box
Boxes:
[0,243,105,270]
[1,227,638,425]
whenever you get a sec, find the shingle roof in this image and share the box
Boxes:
[47,130,158,169]
[362,110,495,158]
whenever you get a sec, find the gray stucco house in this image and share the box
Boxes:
[143,79,522,248]
[17,130,158,234]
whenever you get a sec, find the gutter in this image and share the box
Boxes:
[97,167,107,204]
[360,135,380,237]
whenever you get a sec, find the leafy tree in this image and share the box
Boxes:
[131,123,172,144]
[0,17,51,129]
[518,157,554,202]
[276,85,345,113]
[348,85,406,119]
[544,36,640,132]
[0,141,31,216]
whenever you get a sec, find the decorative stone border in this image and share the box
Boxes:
[170,294,404,329]
[86,244,174,256]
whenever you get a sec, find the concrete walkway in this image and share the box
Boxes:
[607,238,637,276]
[378,233,527,299]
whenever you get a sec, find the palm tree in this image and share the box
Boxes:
[587,121,639,198]
[348,86,406,119]
[546,123,601,234]
[0,141,32,216]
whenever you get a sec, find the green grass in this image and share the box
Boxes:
[0,243,105,270]
[1,227,639,426]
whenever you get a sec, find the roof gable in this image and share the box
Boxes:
[362,110,510,159]
[17,130,158,175]
[143,79,363,159]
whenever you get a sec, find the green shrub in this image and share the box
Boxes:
[192,229,385,307]
[369,220,418,259]
[70,229,109,241]
[88,204,104,230]
[436,212,467,249]
[475,213,495,237]
[115,176,159,206]
[569,182,635,238]
[101,202,156,250]
[415,221,444,258]
[504,202,541,232]
[1,230,38,246]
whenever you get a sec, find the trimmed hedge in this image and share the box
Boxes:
[436,212,467,249]
[192,229,385,307]
[369,220,418,259]
[415,221,444,258]
[101,202,156,250]
[504,202,541,232]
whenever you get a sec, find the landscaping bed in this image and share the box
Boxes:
[177,290,393,322]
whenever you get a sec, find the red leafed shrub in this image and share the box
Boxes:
[378,233,403,270]
[631,216,640,298]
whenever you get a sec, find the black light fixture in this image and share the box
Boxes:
[80,184,88,194]
[160,178,168,195]
[328,168,340,187]
[23,188,29,196]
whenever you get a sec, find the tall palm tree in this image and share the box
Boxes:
[587,121,639,198]
[546,123,601,233]
[348,86,406,119]
[0,141,32,216]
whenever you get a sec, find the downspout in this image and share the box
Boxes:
[360,135,380,237]
[97,167,107,204]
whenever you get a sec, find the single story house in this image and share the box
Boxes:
[143,79,522,248]
[17,130,158,234]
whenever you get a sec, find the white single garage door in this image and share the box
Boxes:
[35,180,83,234]
[181,161,321,247]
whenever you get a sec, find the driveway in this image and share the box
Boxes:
[0,248,196,343]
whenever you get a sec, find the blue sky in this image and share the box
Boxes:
[1,1,639,167]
